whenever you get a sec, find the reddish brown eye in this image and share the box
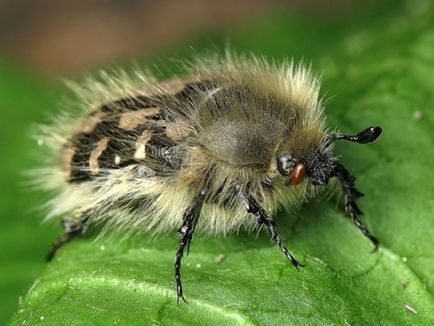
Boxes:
[289,163,306,186]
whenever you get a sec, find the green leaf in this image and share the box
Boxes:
[0,59,62,325]
[9,1,434,325]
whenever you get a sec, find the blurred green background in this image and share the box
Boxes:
[2,0,434,325]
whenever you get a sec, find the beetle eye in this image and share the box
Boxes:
[289,163,306,186]
[277,155,296,175]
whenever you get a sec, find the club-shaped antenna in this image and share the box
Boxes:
[334,126,382,144]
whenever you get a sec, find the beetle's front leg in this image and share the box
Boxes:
[333,162,379,250]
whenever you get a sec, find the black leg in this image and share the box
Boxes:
[46,216,90,261]
[175,190,207,303]
[239,191,304,270]
[333,162,379,250]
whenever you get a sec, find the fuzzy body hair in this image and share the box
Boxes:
[35,54,332,236]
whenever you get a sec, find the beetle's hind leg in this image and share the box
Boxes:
[46,214,91,261]
[333,162,379,250]
[174,190,207,303]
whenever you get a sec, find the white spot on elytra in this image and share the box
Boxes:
[90,138,109,174]
[114,155,121,165]
[134,130,152,160]
[134,144,146,160]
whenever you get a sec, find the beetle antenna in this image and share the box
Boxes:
[334,126,382,144]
